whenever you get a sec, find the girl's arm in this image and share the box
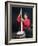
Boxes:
[21,18,24,22]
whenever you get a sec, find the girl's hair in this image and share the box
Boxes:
[24,12,28,16]
[24,12,30,19]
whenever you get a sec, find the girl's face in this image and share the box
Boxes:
[24,14,28,19]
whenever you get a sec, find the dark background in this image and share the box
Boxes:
[12,7,32,32]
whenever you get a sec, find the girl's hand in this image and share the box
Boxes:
[21,18,24,21]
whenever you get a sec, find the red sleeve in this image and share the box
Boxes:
[27,19,31,27]
[23,19,31,27]
[17,15,21,23]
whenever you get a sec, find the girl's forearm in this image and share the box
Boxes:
[21,18,24,22]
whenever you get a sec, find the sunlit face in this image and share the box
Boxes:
[24,14,28,19]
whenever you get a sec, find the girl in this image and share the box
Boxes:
[17,13,31,37]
